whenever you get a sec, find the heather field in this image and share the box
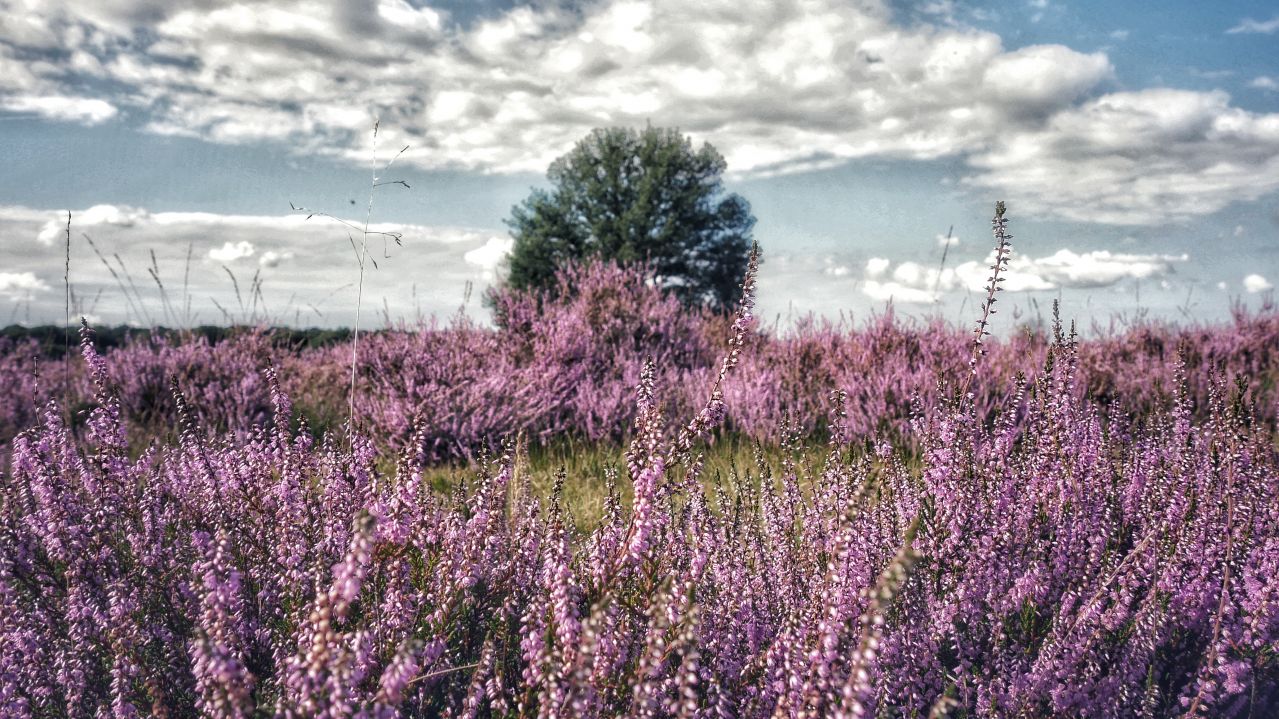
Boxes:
[7,0,1279,715]
[1,214,1278,719]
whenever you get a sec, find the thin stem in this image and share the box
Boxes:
[405,661,481,688]
[350,118,380,440]
[932,224,953,302]
[84,234,144,324]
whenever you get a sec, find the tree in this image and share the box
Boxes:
[503,126,756,313]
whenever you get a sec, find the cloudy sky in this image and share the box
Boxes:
[1,0,1276,330]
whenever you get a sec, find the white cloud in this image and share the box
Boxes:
[862,260,966,304]
[1244,274,1273,293]
[1226,16,1279,34]
[1002,249,1187,288]
[1026,0,1053,24]
[918,1,957,18]
[0,95,117,125]
[36,204,151,244]
[259,250,294,268]
[981,45,1111,108]
[858,248,1187,303]
[463,237,514,280]
[0,207,50,223]
[79,204,149,226]
[865,257,891,278]
[0,4,1080,172]
[937,232,960,247]
[957,257,1055,293]
[1109,30,1129,41]
[0,271,49,299]
[965,89,1279,225]
[208,241,256,262]
[862,279,941,304]
[34,219,65,246]
[2,0,1277,226]
[1250,76,1279,91]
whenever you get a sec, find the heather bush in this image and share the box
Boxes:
[721,311,1030,442]
[99,330,281,441]
[0,338,59,457]
[1076,304,1279,424]
[350,261,717,462]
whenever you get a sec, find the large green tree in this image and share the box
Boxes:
[504,126,756,312]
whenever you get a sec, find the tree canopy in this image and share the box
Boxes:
[503,126,756,313]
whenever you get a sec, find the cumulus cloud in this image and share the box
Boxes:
[0,271,49,299]
[0,204,509,326]
[822,259,851,277]
[863,276,947,304]
[2,0,1277,226]
[863,259,968,305]
[0,95,117,124]
[1250,76,1279,91]
[259,250,294,268]
[859,248,1187,304]
[965,90,1279,225]
[1009,249,1188,288]
[463,237,514,281]
[1244,274,1273,293]
[36,204,151,244]
[1226,16,1279,34]
[208,241,256,262]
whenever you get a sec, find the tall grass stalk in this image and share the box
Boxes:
[112,249,153,325]
[84,234,145,325]
[349,119,379,438]
[290,119,408,440]
[931,223,953,302]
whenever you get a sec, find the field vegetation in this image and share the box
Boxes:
[1,200,1277,717]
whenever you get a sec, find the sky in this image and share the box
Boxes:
[0,0,1276,331]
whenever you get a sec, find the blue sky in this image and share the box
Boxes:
[0,0,1276,329]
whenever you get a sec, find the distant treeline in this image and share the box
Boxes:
[0,324,355,356]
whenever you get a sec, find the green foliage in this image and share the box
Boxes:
[418,432,839,532]
[504,126,756,313]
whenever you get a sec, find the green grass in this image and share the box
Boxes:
[419,432,878,532]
